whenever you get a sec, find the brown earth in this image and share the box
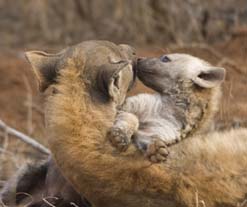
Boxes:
[0,33,247,189]
[0,51,46,186]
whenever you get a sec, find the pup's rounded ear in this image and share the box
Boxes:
[192,67,226,88]
[25,51,62,92]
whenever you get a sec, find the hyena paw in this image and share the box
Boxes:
[146,140,169,163]
[108,127,131,152]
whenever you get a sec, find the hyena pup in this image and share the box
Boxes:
[108,54,225,162]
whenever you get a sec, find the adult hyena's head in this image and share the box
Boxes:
[26,41,137,106]
[136,53,225,93]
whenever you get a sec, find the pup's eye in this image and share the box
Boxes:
[160,55,171,63]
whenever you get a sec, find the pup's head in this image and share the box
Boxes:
[137,53,226,133]
[137,53,225,93]
[26,41,136,105]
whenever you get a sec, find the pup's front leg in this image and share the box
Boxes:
[108,111,139,152]
[146,139,169,163]
[134,131,169,163]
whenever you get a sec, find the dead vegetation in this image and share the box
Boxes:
[0,0,247,48]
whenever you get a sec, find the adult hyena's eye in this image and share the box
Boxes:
[160,55,171,63]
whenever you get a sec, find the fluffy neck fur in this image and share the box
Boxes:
[46,66,243,207]
[45,66,174,206]
[160,79,221,141]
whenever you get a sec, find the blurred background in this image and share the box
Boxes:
[0,0,247,192]
[1,0,247,47]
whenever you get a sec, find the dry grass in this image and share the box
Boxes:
[0,0,247,48]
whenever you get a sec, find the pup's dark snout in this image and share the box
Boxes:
[135,57,145,73]
[129,59,138,89]
[133,57,144,73]
[137,57,144,62]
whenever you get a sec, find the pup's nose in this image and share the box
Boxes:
[134,57,145,74]
[137,57,144,62]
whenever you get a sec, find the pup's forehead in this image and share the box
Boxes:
[167,53,210,71]
[168,53,203,64]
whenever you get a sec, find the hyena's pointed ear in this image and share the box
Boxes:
[97,65,122,102]
[108,69,123,102]
[193,67,226,88]
[97,61,131,104]
[25,51,61,92]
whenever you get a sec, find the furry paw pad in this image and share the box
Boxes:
[108,127,131,152]
[146,140,169,163]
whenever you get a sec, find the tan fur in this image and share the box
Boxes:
[167,128,247,207]
[21,44,247,207]
[44,56,247,206]
[47,78,247,206]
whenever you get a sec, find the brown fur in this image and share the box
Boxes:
[44,51,247,206]
[47,75,247,206]
[168,128,247,207]
[0,40,136,207]
[3,42,247,207]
